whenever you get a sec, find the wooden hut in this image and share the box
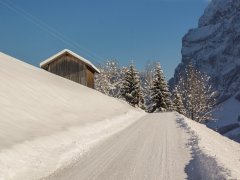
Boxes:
[40,49,100,88]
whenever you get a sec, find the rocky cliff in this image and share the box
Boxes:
[173,0,240,102]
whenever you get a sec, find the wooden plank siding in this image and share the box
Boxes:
[41,53,96,88]
[86,66,95,88]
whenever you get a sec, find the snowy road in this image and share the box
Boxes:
[1,52,239,180]
[48,113,191,180]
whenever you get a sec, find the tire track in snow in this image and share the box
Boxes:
[48,113,191,180]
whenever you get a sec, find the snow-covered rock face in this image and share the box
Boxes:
[174,0,240,102]
[199,0,240,27]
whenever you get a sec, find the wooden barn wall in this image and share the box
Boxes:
[46,54,87,85]
[86,66,95,88]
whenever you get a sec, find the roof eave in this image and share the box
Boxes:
[40,49,100,73]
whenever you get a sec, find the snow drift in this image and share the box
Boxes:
[0,52,145,179]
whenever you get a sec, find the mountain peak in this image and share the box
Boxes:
[173,0,240,103]
[199,0,240,27]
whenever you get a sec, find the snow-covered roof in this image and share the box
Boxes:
[40,49,100,73]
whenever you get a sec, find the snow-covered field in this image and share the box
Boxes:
[0,52,145,179]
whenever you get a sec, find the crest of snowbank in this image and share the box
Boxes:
[178,114,240,179]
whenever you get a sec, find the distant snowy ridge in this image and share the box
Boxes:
[0,52,145,179]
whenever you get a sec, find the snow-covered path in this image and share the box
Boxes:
[48,113,191,180]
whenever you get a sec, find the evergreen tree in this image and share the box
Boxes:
[172,88,185,115]
[150,63,172,112]
[121,64,145,109]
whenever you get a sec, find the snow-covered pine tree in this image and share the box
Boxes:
[149,63,172,112]
[175,63,217,123]
[121,63,145,109]
[172,88,185,115]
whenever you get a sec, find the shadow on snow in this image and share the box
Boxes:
[176,116,232,180]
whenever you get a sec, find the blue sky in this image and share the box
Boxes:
[0,0,209,79]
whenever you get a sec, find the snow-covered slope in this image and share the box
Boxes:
[0,52,145,179]
[178,114,240,179]
[172,0,240,131]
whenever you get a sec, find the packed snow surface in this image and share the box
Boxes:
[0,52,145,179]
[48,113,240,180]
[48,113,191,180]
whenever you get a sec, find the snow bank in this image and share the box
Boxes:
[0,52,145,179]
[178,114,240,179]
[0,110,144,180]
